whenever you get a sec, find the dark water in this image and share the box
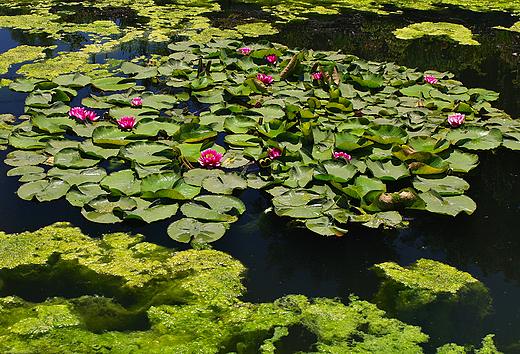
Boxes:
[1,8,520,353]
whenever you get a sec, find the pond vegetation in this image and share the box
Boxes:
[0,0,519,352]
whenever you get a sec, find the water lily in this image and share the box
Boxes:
[313,72,323,80]
[257,74,274,86]
[117,116,136,130]
[448,113,465,128]
[334,151,352,161]
[268,147,282,159]
[68,107,87,120]
[264,54,277,64]
[424,75,438,84]
[198,149,223,169]
[254,100,262,108]
[132,97,142,107]
[237,47,251,55]
[84,110,99,122]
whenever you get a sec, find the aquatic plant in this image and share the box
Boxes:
[334,151,352,161]
[198,148,223,169]
[257,73,275,85]
[237,47,252,54]
[268,147,282,159]
[0,222,450,353]
[448,113,465,128]
[131,97,142,107]
[3,39,520,244]
[117,116,136,130]
[264,54,277,64]
[372,259,493,344]
[424,75,438,84]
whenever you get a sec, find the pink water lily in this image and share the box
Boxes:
[254,100,262,108]
[313,72,323,80]
[334,151,352,161]
[264,54,277,64]
[424,75,438,84]
[237,47,251,54]
[198,149,223,169]
[132,97,142,107]
[268,147,282,159]
[84,110,99,122]
[117,116,136,130]
[69,107,99,122]
[448,113,465,128]
[257,74,274,86]
[68,107,87,120]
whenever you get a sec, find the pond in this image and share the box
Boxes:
[0,0,519,353]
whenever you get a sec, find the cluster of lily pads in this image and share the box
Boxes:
[4,39,520,243]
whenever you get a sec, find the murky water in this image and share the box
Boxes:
[0,6,520,353]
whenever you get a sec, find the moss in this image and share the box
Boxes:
[394,22,480,45]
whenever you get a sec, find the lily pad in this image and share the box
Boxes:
[167,218,227,243]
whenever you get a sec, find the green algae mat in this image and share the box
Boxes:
[0,223,503,353]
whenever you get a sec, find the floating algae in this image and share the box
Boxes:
[393,22,480,45]
[0,222,439,353]
[372,259,493,347]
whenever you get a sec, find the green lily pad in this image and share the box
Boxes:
[418,189,476,216]
[201,172,248,194]
[305,216,348,236]
[167,218,227,243]
[100,170,142,196]
[66,182,109,207]
[47,167,107,185]
[119,141,174,166]
[366,125,408,145]
[181,195,246,222]
[81,195,137,223]
[446,127,502,150]
[124,198,179,223]
[53,148,101,169]
[314,160,358,183]
[4,150,47,166]
[413,175,469,196]
[92,126,134,146]
[366,159,410,181]
[91,77,136,91]
[17,177,70,202]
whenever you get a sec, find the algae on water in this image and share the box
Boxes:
[394,22,480,45]
[372,259,493,347]
[0,222,435,353]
